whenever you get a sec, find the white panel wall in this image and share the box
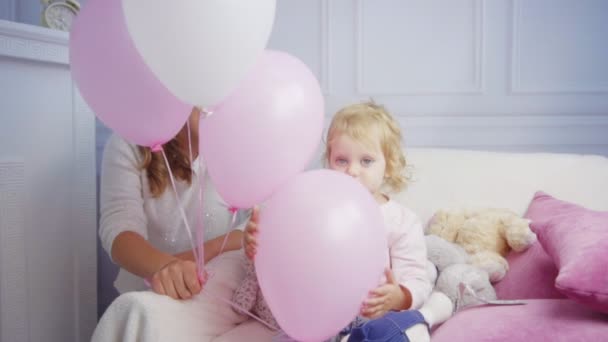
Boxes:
[0,0,16,22]
[512,0,608,93]
[358,0,483,94]
[266,0,608,155]
[0,20,97,342]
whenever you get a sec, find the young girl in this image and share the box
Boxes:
[241,101,432,339]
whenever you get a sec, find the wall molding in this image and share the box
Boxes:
[0,19,68,65]
[389,111,608,118]
[355,0,485,95]
[0,160,29,342]
[398,113,608,126]
[415,144,608,151]
[73,86,94,115]
[396,114,608,151]
[510,0,608,94]
[320,0,331,94]
[70,86,97,342]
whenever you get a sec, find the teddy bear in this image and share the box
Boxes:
[425,234,497,311]
[426,208,536,283]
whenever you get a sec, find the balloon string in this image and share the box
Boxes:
[161,114,274,332]
[217,208,238,258]
[210,208,238,280]
[202,207,278,331]
[187,115,207,281]
[150,115,277,333]
[186,118,193,168]
[196,155,206,280]
[160,147,200,269]
[202,289,279,331]
[139,205,277,332]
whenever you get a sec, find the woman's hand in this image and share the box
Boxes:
[149,258,202,300]
[361,268,411,319]
[243,206,260,260]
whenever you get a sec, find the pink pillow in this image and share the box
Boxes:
[529,191,608,314]
[431,299,608,342]
[494,192,567,300]
[494,241,565,300]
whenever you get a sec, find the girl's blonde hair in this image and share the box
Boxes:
[325,101,409,192]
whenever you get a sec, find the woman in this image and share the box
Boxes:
[93,107,274,341]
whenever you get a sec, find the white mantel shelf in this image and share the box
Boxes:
[0,19,69,64]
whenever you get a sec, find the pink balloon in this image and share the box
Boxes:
[69,0,191,147]
[255,170,387,342]
[199,50,324,208]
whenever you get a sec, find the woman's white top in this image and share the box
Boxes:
[99,135,246,293]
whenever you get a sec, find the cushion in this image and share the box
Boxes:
[494,241,566,300]
[494,191,567,300]
[431,299,608,342]
[529,191,608,313]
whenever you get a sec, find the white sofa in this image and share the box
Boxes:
[94,148,608,341]
[395,148,608,224]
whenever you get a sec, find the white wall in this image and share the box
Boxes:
[95,0,608,316]
[0,20,97,342]
[265,0,608,155]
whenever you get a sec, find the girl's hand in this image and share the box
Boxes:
[149,258,202,300]
[243,206,260,260]
[361,268,410,319]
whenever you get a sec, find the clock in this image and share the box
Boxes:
[41,0,80,32]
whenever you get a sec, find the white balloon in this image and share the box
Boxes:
[122,0,276,107]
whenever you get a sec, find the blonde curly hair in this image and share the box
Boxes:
[325,101,409,192]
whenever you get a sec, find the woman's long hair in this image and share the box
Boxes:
[138,132,193,198]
